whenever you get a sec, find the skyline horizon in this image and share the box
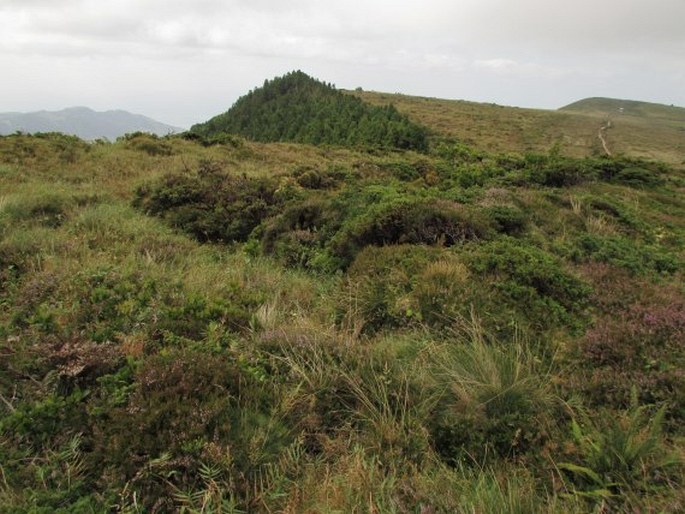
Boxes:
[4,77,684,131]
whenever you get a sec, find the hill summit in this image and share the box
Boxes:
[560,97,685,122]
[189,71,429,151]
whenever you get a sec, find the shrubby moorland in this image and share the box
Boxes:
[1,77,684,512]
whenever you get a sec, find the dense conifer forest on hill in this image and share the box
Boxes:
[189,71,429,152]
[0,75,684,512]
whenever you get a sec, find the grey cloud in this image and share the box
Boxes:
[460,0,685,52]
[6,0,685,54]
[0,0,683,125]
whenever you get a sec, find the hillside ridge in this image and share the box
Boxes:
[350,90,685,164]
[560,96,685,121]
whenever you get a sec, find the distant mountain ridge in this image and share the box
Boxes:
[0,107,183,140]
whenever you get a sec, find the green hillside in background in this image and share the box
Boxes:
[189,71,429,151]
[351,91,685,164]
[560,97,685,122]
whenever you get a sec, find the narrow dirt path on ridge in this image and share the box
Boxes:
[598,119,612,156]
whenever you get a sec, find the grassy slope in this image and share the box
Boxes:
[560,97,685,121]
[351,91,685,165]
[0,122,684,510]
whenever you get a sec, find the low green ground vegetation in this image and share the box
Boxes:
[0,130,683,511]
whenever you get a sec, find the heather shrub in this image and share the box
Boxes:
[259,198,331,268]
[508,155,667,189]
[382,160,421,181]
[154,289,256,343]
[613,166,665,187]
[101,351,241,463]
[330,199,493,268]
[265,229,323,268]
[120,132,174,156]
[1,388,91,448]
[291,165,341,189]
[448,162,509,188]
[484,204,528,235]
[525,160,598,187]
[34,132,90,160]
[70,268,160,342]
[0,132,89,165]
[466,238,591,329]
[567,234,679,274]
[340,245,441,333]
[135,163,281,242]
[563,266,685,423]
[48,339,125,396]
[263,199,328,244]
[96,349,291,506]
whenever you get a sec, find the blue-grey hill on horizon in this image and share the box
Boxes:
[0,106,183,141]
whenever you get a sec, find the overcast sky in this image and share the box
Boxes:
[1,0,684,128]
